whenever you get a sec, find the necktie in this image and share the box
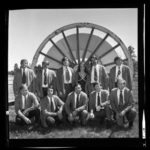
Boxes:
[50,98,54,112]
[22,68,26,84]
[117,66,121,77]
[97,92,101,106]
[44,69,47,85]
[66,67,70,82]
[76,94,80,108]
[119,90,124,106]
[94,66,98,81]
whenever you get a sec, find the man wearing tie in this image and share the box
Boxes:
[36,61,57,98]
[88,82,111,125]
[86,55,109,96]
[15,85,40,126]
[109,56,132,92]
[109,78,136,128]
[65,83,89,126]
[13,59,36,98]
[56,57,75,102]
[40,87,64,128]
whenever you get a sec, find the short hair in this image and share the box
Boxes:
[42,61,49,66]
[20,59,28,65]
[114,56,122,63]
[94,82,102,88]
[74,83,81,89]
[117,78,126,85]
[19,84,28,92]
[91,55,98,61]
[62,57,69,63]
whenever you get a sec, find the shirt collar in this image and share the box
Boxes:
[117,87,125,92]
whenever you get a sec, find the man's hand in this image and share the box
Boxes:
[24,117,31,124]
[72,110,78,117]
[89,112,95,119]
[68,113,74,122]
[120,110,126,117]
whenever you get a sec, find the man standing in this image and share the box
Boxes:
[56,57,75,102]
[86,55,109,96]
[15,85,40,126]
[65,83,89,126]
[109,56,132,91]
[13,59,36,98]
[40,87,64,128]
[36,61,57,98]
[109,78,136,128]
[88,82,111,125]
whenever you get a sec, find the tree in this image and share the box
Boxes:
[128,46,138,77]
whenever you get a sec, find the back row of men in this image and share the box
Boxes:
[13,56,132,100]
[13,56,136,129]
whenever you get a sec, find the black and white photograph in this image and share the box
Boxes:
[5,6,145,148]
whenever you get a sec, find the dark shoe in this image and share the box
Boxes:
[128,121,133,129]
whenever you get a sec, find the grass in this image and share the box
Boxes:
[8,77,139,139]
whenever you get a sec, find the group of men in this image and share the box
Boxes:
[13,56,137,129]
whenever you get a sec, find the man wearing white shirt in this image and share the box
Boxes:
[88,82,111,125]
[109,78,136,128]
[40,87,64,128]
[13,59,36,98]
[56,57,75,102]
[15,85,40,126]
[36,61,57,98]
[65,84,89,126]
[86,55,109,96]
[109,56,132,91]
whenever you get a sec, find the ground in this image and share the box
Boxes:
[8,78,138,138]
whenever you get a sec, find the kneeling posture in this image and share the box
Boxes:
[109,78,137,128]
[40,87,64,128]
[65,83,89,126]
[88,82,111,124]
[15,85,40,126]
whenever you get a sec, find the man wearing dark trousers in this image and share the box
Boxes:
[15,85,40,126]
[109,78,136,128]
[40,87,64,128]
[88,82,111,126]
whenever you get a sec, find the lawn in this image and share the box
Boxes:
[8,77,139,139]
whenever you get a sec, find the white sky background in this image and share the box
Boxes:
[8,9,137,71]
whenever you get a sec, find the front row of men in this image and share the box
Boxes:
[15,78,136,129]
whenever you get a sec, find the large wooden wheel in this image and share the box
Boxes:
[31,22,133,76]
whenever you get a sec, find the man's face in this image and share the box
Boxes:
[117,81,125,90]
[21,61,28,68]
[75,85,82,94]
[116,59,122,66]
[42,62,48,69]
[21,88,28,96]
[63,59,69,66]
[91,57,97,65]
[95,84,102,92]
[47,88,53,96]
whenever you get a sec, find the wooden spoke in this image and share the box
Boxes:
[40,51,62,65]
[49,38,73,65]
[86,33,109,64]
[82,28,94,62]
[62,31,77,64]
[76,27,80,64]
[99,43,120,59]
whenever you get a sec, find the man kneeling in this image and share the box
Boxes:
[15,85,40,126]
[109,78,137,128]
[65,83,89,126]
[88,82,111,125]
[40,87,64,128]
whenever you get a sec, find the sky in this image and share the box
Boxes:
[8,8,137,71]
